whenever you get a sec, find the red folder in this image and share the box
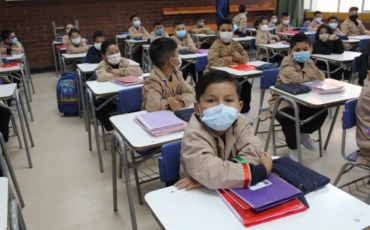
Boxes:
[1,62,18,68]
[227,64,256,71]
[284,30,299,35]
[56,45,67,50]
[217,189,307,227]
[114,76,144,86]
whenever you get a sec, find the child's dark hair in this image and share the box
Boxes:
[153,19,163,27]
[130,15,139,21]
[173,21,185,28]
[281,12,289,17]
[313,11,322,16]
[68,28,80,37]
[254,16,267,29]
[349,6,359,12]
[194,15,203,23]
[217,18,233,30]
[149,37,177,68]
[290,33,311,49]
[101,40,116,55]
[327,15,339,22]
[93,30,105,42]
[271,13,277,17]
[315,24,333,41]
[195,70,241,102]
[1,30,13,40]
[239,4,246,13]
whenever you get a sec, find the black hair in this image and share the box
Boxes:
[68,28,80,38]
[314,11,322,16]
[93,30,105,42]
[153,19,163,27]
[349,6,359,12]
[217,18,233,30]
[195,70,241,102]
[315,24,333,41]
[149,37,178,68]
[194,15,203,23]
[1,30,13,40]
[271,13,277,17]
[328,15,339,22]
[281,12,289,17]
[239,4,246,13]
[173,20,185,28]
[101,40,116,55]
[130,15,139,21]
[254,16,267,29]
[290,33,311,49]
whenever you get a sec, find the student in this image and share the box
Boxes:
[142,37,195,112]
[276,12,292,33]
[0,30,22,55]
[327,16,345,36]
[268,33,328,157]
[254,16,281,63]
[0,103,11,143]
[149,19,169,42]
[312,24,344,80]
[233,4,247,34]
[355,69,370,167]
[95,41,143,131]
[128,15,150,65]
[65,28,88,70]
[191,16,211,34]
[62,23,73,45]
[308,11,324,32]
[204,18,253,122]
[268,13,278,28]
[175,70,272,190]
[341,6,370,36]
[86,30,105,64]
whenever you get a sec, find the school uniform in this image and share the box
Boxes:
[171,34,197,80]
[66,40,89,71]
[355,77,370,166]
[255,30,279,61]
[180,114,266,189]
[268,21,278,28]
[128,26,149,39]
[86,46,102,64]
[141,67,195,112]
[62,34,70,45]
[191,25,211,34]
[267,55,327,150]
[341,18,368,36]
[276,23,292,33]
[233,13,247,34]
[0,41,22,55]
[149,31,169,42]
[333,27,345,36]
[307,20,323,32]
[95,58,143,131]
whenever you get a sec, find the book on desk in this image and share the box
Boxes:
[227,64,256,71]
[301,79,345,95]
[113,76,144,86]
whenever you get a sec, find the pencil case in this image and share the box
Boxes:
[275,83,311,95]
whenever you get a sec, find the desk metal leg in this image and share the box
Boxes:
[24,55,35,94]
[20,68,34,122]
[57,49,63,76]
[78,70,88,131]
[324,106,340,150]
[76,69,83,118]
[52,43,59,77]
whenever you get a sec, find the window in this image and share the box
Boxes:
[364,0,370,11]
[339,0,362,12]
[304,0,369,12]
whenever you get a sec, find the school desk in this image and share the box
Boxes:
[348,35,370,40]
[85,74,149,173]
[115,33,130,53]
[311,51,361,80]
[110,111,185,230]
[60,53,87,73]
[124,39,148,60]
[246,27,274,36]
[180,52,209,82]
[52,40,62,76]
[232,36,255,42]
[264,79,362,163]
[256,42,290,62]
[277,31,316,37]
[191,33,215,48]
[0,177,8,230]
[145,184,370,230]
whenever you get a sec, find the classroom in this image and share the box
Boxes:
[0,0,370,229]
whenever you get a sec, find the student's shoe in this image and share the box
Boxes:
[242,112,253,125]
[300,133,317,151]
[289,149,298,161]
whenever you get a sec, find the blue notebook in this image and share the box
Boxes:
[230,174,303,212]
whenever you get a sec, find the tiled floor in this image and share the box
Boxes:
[5,72,369,230]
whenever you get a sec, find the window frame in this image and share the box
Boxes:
[304,0,370,13]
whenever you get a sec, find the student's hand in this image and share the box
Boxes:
[111,69,122,76]
[190,47,198,53]
[329,34,338,40]
[175,177,203,191]
[12,47,21,52]
[223,56,233,64]
[259,152,272,176]
[168,99,183,111]
[233,53,243,62]
[270,40,276,44]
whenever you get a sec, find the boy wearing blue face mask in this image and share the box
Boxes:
[86,30,105,64]
[149,20,169,42]
[268,33,327,158]
[0,30,22,55]
[308,11,324,32]
[191,15,211,34]
[175,70,272,191]
[129,15,149,39]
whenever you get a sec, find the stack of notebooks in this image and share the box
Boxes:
[227,64,256,71]
[216,174,307,227]
[301,79,345,95]
[113,76,144,86]
[134,110,187,137]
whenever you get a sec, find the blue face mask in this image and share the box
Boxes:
[293,51,311,63]
[156,28,164,35]
[329,23,338,29]
[314,17,322,23]
[200,104,240,131]
[134,20,141,27]
[176,30,186,38]
[11,37,18,44]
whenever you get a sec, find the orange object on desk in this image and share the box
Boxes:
[56,45,67,50]
[227,64,256,71]
[1,62,18,68]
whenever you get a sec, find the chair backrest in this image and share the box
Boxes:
[271,28,276,35]
[260,68,279,90]
[299,27,308,32]
[250,38,256,50]
[247,25,252,29]
[342,98,358,130]
[82,56,87,64]
[116,85,143,114]
[158,140,182,183]
[195,55,208,72]
[359,39,370,52]
[309,34,315,44]
[352,56,359,74]
[0,78,3,85]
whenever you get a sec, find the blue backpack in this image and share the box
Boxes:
[56,71,78,114]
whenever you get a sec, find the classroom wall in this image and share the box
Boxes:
[0,0,272,71]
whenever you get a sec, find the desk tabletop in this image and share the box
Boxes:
[257,42,290,49]
[246,28,274,32]
[271,79,362,108]
[61,53,86,59]
[348,35,370,40]
[232,36,255,42]
[5,53,24,61]
[211,61,268,77]
[145,184,370,230]
[53,40,62,44]
[180,53,208,60]
[125,39,148,43]
[142,44,150,49]
[77,63,99,73]
[277,31,315,36]
[0,64,21,74]
[311,51,361,62]
[110,111,184,150]
[0,178,8,230]
[0,83,17,99]
[115,34,129,39]
[192,34,215,38]
[343,39,360,43]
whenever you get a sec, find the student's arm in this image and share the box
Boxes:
[303,60,325,80]
[186,34,197,52]
[129,27,142,38]
[279,57,324,83]
[95,62,115,82]
[275,24,283,33]
[307,21,317,32]
[175,74,195,107]
[332,38,345,54]
[359,22,368,35]
[207,43,229,67]
[171,36,188,50]
[143,79,174,111]
[255,31,267,44]
[86,47,102,64]
[11,42,22,54]
[141,27,150,37]
[191,25,203,34]
[232,42,249,63]
[67,42,88,54]
[312,41,333,55]
[149,32,157,42]
[239,15,247,32]
[121,58,144,76]
[341,21,350,36]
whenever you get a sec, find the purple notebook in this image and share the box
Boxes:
[135,110,184,132]
[230,174,303,212]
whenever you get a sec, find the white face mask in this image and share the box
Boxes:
[283,20,290,25]
[261,24,269,31]
[71,38,81,45]
[94,42,102,51]
[107,53,121,65]
[220,32,232,43]
[172,57,182,70]
[319,33,329,42]
[271,19,278,24]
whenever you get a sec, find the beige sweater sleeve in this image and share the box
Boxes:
[67,41,88,54]
[142,78,173,112]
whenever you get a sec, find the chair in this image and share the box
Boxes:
[195,56,208,83]
[309,34,315,44]
[333,99,370,204]
[299,27,308,32]
[349,56,359,84]
[254,69,279,136]
[82,55,87,64]
[358,38,370,52]
[158,140,182,187]
[249,38,257,60]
